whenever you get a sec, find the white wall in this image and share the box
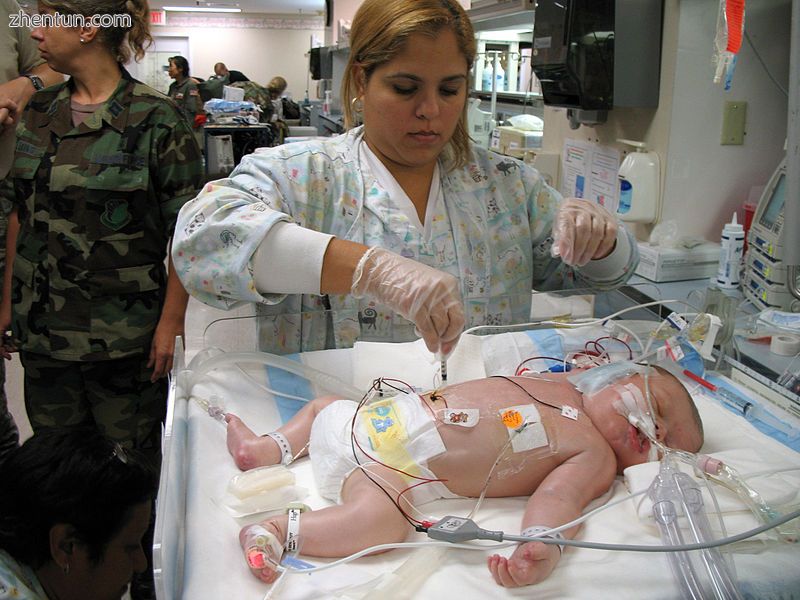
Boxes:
[327,0,472,44]
[148,16,325,101]
[541,0,791,242]
[663,0,790,240]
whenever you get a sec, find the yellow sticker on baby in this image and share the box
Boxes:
[499,404,548,453]
[362,399,405,449]
[360,398,420,479]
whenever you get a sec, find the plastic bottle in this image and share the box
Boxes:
[715,212,745,289]
[482,60,505,92]
[322,90,332,116]
[494,61,505,92]
[482,63,493,91]
[616,139,660,223]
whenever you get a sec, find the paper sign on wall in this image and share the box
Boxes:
[560,139,620,212]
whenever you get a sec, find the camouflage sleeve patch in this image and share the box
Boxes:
[153,108,203,233]
[0,177,13,217]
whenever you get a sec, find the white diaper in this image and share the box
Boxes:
[309,394,461,506]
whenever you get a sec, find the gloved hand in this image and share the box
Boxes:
[351,247,465,355]
[551,198,618,266]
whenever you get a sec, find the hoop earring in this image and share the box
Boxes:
[350,96,363,114]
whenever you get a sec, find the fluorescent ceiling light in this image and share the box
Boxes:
[162,5,241,12]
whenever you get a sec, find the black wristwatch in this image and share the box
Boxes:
[24,74,44,91]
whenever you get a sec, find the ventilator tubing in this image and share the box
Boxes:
[696,455,799,543]
[184,349,363,400]
[650,458,744,600]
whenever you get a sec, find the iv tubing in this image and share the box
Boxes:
[183,350,364,400]
[462,299,686,336]
[276,509,800,575]
[503,507,800,550]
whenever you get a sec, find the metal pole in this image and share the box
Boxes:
[785,0,800,301]
[490,51,499,123]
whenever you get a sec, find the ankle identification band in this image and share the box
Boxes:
[265,431,294,465]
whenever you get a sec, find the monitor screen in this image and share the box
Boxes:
[759,172,785,229]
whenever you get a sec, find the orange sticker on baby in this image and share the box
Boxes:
[499,404,549,453]
[502,409,524,429]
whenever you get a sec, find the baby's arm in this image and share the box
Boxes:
[488,448,615,587]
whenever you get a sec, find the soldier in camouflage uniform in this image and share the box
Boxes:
[0,3,202,473]
[0,3,203,597]
[167,55,203,126]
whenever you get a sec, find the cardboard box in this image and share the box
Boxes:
[491,126,542,157]
[635,241,721,282]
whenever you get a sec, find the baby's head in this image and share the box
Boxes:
[582,366,704,473]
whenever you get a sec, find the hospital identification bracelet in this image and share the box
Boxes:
[285,502,309,552]
[520,525,565,554]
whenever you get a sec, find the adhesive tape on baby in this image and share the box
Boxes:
[770,334,800,356]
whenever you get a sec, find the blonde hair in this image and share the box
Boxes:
[267,76,288,98]
[341,0,476,168]
[41,0,152,63]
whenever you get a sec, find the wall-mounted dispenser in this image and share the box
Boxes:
[617,139,660,224]
[532,0,663,129]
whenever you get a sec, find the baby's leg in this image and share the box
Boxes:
[242,465,413,583]
[226,395,340,470]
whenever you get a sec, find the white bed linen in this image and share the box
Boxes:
[168,335,800,600]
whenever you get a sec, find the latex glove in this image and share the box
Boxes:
[351,247,464,355]
[551,198,618,266]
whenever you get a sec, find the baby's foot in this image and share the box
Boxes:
[225,414,280,470]
[240,520,284,584]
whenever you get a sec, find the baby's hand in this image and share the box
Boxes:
[487,541,560,587]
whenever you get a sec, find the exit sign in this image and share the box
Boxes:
[150,9,166,25]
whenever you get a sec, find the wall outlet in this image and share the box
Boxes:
[721,101,747,145]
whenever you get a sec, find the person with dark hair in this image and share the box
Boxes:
[213,62,249,83]
[167,55,203,128]
[0,426,158,598]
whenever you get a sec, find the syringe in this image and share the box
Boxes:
[714,386,799,440]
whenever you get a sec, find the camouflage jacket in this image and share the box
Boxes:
[167,77,202,126]
[10,68,203,361]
